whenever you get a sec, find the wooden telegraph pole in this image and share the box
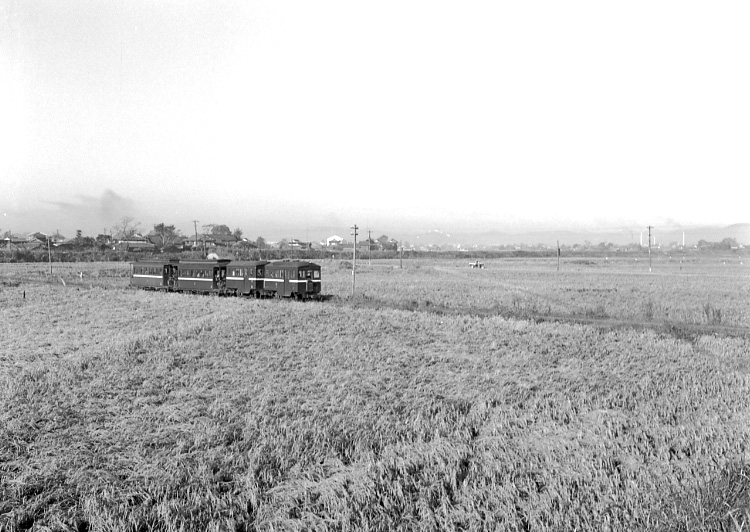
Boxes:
[351,224,358,296]
[647,225,654,273]
[557,240,560,272]
[47,235,52,276]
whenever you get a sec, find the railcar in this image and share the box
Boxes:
[130,259,230,294]
[176,259,230,294]
[226,260,269,297]
[263,260,321,300]
[130,259,179,290]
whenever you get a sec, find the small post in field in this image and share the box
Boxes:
[647,225,654,273]
[351,224,358,296]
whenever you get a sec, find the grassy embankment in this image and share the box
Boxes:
[1,258,750,530]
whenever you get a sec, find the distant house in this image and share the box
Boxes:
[4,235,42,252]
[49,232,66,244]
[326,235,344,247]
[289,239,312,249]
[211,234,238,247]
[377,235,399,251]
[114,234,155,252]
[54,240,78,250]
[116,241,156,252]
[237,238,258,249]
[26,231,66,243]
[27,232,48,242]
[342,242,372,252]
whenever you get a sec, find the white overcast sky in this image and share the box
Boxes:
[1,1,748,239]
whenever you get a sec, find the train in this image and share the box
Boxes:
[129,258,322,300]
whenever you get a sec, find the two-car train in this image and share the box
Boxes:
[130,258,321,300]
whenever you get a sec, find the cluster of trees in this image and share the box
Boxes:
[111,218,246,245]
[697,238,741,250]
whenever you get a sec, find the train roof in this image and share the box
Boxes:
[228,260,270,266]
[265,260,320,269]
[131,258,179,265]
[178,259,231,266]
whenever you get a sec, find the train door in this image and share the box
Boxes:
[213,265,227,291]
[303,269,314,295]
[163,264,178,288]
[282,267,291,297]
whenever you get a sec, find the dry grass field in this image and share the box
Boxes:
[2,256,750,531]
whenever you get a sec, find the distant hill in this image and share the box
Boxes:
[398,224,750,248]
[273,223,749,249]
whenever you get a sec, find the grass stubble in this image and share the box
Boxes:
[1,258,750,531]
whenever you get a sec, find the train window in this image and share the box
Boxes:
[313,271,320,279]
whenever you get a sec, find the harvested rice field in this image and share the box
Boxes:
[2,256,750,531]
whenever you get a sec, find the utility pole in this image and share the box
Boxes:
[192,220,199,250]
[350,224,358,296]
[47,236,52,276]
[647,225,654,273]
[368,229,372,266]
[399,242,403,269]
[557,240,560,272]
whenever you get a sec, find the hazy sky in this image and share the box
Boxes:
[2,1,748,240]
